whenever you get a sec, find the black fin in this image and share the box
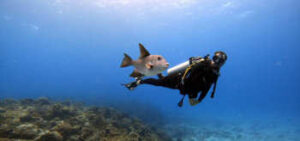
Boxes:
[178,95,186,107]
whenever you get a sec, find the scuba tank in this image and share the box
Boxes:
[167,56,205,75]
[167,61,189,75]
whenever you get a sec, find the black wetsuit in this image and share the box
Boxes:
[140,57,220,102]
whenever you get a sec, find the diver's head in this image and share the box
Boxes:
[213,51,227,67]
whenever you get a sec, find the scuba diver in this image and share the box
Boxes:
[123,51,227,107]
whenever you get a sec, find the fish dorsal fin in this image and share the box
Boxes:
[139,43,150,59]
[130,69,144,78]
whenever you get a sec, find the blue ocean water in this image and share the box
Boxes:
[0,0,299,140]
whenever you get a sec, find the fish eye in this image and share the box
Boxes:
[157,57,161,61]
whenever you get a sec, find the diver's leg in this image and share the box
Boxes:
[197,88,210,103]
[187,93,199,106]
[189,98,200,106]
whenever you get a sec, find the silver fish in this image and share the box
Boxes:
[121,43,169,78]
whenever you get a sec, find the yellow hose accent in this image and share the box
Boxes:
[181,58,205,84]
[181,64,194,83]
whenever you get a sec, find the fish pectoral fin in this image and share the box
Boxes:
[130,70,144,78]
[139,43,151,59]
[145,63,153,70]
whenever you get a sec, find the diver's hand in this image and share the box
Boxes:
[122,81,139,91]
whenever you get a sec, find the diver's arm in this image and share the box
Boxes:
[210,78,218,98]
[123,78,166,90]
[157,73,164,79]
[140,76,179,89]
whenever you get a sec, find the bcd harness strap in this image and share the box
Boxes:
[177,55,209,107]
[181,57,205,85]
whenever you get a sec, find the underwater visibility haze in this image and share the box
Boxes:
[0,0,300,140]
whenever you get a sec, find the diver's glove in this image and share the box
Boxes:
[123,82,137,90]
[122,80,141,91]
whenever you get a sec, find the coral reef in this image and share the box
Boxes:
[0,98,171,141]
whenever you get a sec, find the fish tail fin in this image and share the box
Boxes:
[120,53,133,67]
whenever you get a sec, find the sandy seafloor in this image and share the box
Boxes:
[91,97,300,141]
[161,116,300,141]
